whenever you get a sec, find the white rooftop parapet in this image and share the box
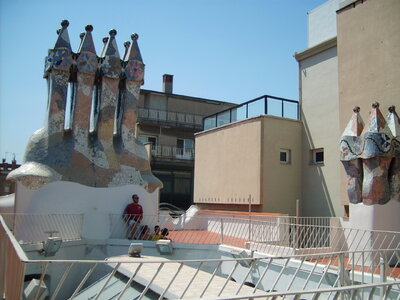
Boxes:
[307,0,346,47]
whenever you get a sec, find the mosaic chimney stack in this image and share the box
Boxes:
[8,20,162,192]
[387,106,400,202]
[340,103,400,205]
[340,106,364,204]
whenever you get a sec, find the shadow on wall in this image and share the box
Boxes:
[301,114,336,217]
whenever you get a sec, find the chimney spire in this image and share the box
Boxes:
[100,29,122,78]
[123,33,144,83]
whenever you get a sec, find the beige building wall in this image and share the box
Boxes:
[194,115,302,214]
[261,117,302,215]
[194,118,262,206]
[337,0,400,205]
[295,40,342,217]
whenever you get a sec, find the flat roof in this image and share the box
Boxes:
[106,255,267,299]
[140,88,236,107]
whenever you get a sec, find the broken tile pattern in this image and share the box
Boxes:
[340,107,364,204]
[8,21,162,192]
[387,106,400,202]
[340,103,400,205]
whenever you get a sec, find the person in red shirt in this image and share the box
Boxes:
[123,194,143,239]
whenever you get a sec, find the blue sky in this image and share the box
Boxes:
[0,0,326,162]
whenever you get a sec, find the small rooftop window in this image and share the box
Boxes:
[280,149,290,164]
[311,148,324,164]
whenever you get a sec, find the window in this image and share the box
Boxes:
[177,139,194,157]
[312,148,324,164]
[280,149,290,164]
[138,135,157,149]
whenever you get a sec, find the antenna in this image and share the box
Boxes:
[4,152,16,162]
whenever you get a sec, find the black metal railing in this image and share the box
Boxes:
[138,107,203,129]
[203,95,299,130]
[151,145,194,160]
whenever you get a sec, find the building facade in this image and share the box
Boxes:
[136,74,235,209]
[193,95,302,215]
[194,114,302,215]
[295,0,400,217]
[193,0,399,217]
[0,158,20,196]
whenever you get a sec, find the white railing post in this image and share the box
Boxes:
[248,194,252,242]
[338,252,346,300]
[220,218,224,244]
[380,252,387,299]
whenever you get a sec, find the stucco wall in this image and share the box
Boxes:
[298,46,341,216]
[308,0,343,47]
[194,118,262,205]
[14,182,159,240]
[261,117,302,215]
[337,0,400,204]
[337,0,400,122]
[194,116,301,214]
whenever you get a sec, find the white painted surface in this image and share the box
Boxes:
[308,0,344,47]
[14,181,159,240]
[300,46,341,217]
[107,255,267,299]
[0,193,15,213]
[350,200,400,232]
[350,200,400,263]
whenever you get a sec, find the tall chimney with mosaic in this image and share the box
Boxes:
[340,103,400,240]
[8,20,162,192]
[340,103,400,205]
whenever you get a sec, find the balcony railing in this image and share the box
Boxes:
[138,108,204,128]
[203,94,299,130]
[151,145,194,160]
[2,214,400,300]
[1,213,83,244]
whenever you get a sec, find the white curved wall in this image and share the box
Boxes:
[14,181,159,240]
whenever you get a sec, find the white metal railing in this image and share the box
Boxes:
[4,212,400,258]
[109,214,400,260]
[1,213,83,244]
[3,246,400,298]
[138,107,203,127]
[151,145,194,160]
[1,214,400,299]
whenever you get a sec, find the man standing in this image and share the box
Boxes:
[123,194,143,239]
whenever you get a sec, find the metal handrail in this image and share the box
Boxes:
[151,145,194,159]
[1,214,400,300]
[109,214,400,258]
[3,213,400,256]
[0,213,83,244]
[203,94,300,130]
[5,249,400,299]
[138,107,204,126]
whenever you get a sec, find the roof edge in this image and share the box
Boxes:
[294,37,337,62]
[140,88,236,106]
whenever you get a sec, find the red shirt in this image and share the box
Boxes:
[123,203,143,222]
